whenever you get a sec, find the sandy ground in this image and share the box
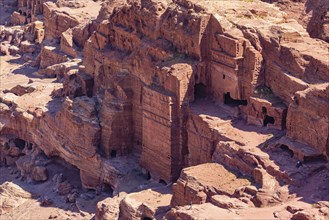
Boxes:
[0,55,31,90]
[0,163,111,220]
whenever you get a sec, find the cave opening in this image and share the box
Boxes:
[18,10,22,14]
[263,115,275,126]
[159,179,167,185]
[102,183,113,195]
[86,80,94,97]
[304,155,327,164]
[13,138,26,149]
[194,83,207,100]
[146,171,151,180]
[73,87,83,98]
[23,12,27,16]
[110,150,117,158]
[280,145,294,158]
[224,92,247,106]
[262,107,275,127]
[142,217,152,220]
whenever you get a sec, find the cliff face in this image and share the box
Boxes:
[1,0,329,217]
[82,0,329,179]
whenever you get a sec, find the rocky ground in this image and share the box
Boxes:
[1,54,328,219]
[0,158,168,219]
[0,163,102,219]
[262,0,329,42]
[1,0,329,219]
[1,158,328,219]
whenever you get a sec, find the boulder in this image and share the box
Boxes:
[55,180,73,195]
[11,11,26,25]
[95,197,120,220]
[292,211,313,220]
[211,195,249,209]
[171,163,251,207]
[287,205,304,214]
[8,45,19,55]
[120,187,172,220]
[31,166,48,182]
[39,46,69,69]
[20,41,35,53]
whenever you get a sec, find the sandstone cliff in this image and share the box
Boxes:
[0,0,329,219]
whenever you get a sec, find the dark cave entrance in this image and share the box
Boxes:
[224,92,247,106]
[142,217,152,220]
[73,87,83,98]
[85,80,94,97]
[1,137,33,166]
[146,171,151,180]
[262,107,275,127]
[304,155,327,164]
[110,150,117,158]
[194,83,207,100]
[13,138,26,149]
[102,183,114,195]
[263,115,275,126]
[159,179,167,185]
[280,145,294,158]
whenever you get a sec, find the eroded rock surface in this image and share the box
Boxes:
[262,0,329,42]
[0,0,329,219]
[0,182,32,215]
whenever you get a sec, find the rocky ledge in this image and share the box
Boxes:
[0,0,328,219]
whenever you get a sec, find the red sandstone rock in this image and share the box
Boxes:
[31,166,48,181]
[292,211,314,220]
[0,0,329,218]
[11,11,26,25]
[171,163,251,207]
[120,186,172,220]
[211,195,250,209]
[39,46,69,69]
[20,40,35,53]
[0,182,32,215]
[43,0,101,40]
[287,205,304,214]
[262,0,329,42]
[60,28,79,57]
[95,197,120,220]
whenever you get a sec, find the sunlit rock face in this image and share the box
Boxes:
[0,0,328,219]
